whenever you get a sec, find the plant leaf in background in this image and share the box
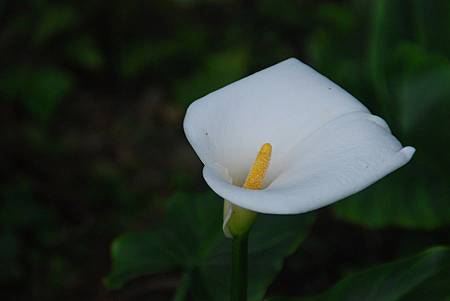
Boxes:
[106,192,314,301]
[268,246,450,301]
[334,61,450,229]
[33,4,78,46]
[0,180,56,282]
[119,26,208,79]
[65,36,104,71]
[333,171,450,230]
[0,66,74,123]
[306,0,450,229]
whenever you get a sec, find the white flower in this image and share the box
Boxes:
[183,58,414,218]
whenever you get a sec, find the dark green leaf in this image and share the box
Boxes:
[33,5,78,45]
[119,26,208,78]
[312,1,450,230]
[0,66,74,122]
[268,246,450,301]
[333,171,450,230]
[65,36,104,70]
[106,192,314,301]
[334,56,450,230]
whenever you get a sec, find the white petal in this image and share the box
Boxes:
[203,111,414,214]
[184,58,368,185]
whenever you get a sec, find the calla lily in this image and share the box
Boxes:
[183,58,414,236]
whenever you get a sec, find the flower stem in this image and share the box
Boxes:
[173,271,191,301]
[231,233,248,301]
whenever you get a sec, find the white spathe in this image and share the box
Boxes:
[183,58,415,214]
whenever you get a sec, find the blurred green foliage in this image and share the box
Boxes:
[173,48,249,107]
[0,180,55,281]
[0,0,449,300]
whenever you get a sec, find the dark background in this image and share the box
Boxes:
[1,0,449,300]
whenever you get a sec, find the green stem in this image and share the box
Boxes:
[173,271,191,301]
[231,233,248,301]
